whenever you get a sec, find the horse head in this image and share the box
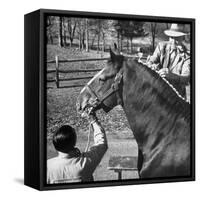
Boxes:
[76,49,124,116]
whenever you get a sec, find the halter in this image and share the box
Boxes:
[85,68,123,109]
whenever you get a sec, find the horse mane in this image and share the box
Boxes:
[125,58,190,119]
[138,59,188,100]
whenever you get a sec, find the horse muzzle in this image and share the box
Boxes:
[76,93,100,117]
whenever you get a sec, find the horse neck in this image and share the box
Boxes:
[121,60,189,147]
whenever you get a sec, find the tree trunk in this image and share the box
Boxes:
[130,38,133,54]
[117,32,120,51]
[69,38,72,47]
[126,39,129,53]
[50,35,53,44]
[58,17,64,47]
[47,34,53,44]
[151,23,157,52]
[63,32,67,47]
[152,35,155,52]
[97,32,100,53]
[79,33,81,50]
[81,32,85,50]
[120,35,123,52]
[69,36,74,47]
[102,33,105,52]
[97,20,101,53]
[62,19,67,47]
[85,19,89,52]
[67,18,77,48]
[91,34,96,49]
[47,16,54,45]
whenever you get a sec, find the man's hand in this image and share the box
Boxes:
[158,68,183,83]
[88,111,97,123]
[158,68,169,78]
[150,63,160,71]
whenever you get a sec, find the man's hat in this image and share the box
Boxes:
[164,24,187,37]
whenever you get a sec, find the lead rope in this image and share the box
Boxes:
[84,121,95,152]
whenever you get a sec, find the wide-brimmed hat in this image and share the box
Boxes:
[164,24,187,37]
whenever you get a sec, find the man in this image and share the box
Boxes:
[47,113,108,184]
[148,24,190,99]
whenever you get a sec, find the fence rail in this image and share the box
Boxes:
[47,69,101,74]
[47,55,108,88]
[47,57,109,64]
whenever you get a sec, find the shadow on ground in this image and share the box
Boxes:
[14,178,24,185]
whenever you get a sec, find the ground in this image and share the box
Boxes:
[47,45,139,181]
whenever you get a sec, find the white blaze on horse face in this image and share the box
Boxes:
[78,68,105,112]
[80,68,106,94]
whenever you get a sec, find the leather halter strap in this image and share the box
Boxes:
[85,69,123,107]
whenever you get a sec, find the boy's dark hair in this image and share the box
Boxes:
[53,125,77,153]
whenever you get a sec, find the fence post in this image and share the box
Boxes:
[55,55,59,88]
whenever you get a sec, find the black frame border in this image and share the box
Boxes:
[26,9,195,191]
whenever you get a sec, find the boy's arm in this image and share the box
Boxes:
[80,116,108,173]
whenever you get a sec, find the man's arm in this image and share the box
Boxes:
[158,58,190,85]
[149,44,161,64]
[147,43,162,70]
[179,58,190,85]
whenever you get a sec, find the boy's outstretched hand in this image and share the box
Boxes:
[88,111,97,123]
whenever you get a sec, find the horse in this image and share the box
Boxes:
[76,49,191,178]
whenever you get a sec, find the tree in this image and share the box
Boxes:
[127,22,146,53]
[114,20,125,52]
[166,23,170,29]
[77,19,86,50]
[96,19,101,53]
[58,17,64,47]
[116,21,147,53]
[46,16,55,44]
[62,18,68,47]
[150,23,158,51]
[85,19,89,52]
[66,18,77,47]
[100,20,111,52]
[89,19,110,53]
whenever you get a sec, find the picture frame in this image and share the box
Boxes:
[24,9,195,190]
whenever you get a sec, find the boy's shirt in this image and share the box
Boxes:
[47,121,107,184]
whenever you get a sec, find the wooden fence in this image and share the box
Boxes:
[47,54,147,88]
[47,56,109,88]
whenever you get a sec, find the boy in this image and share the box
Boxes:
[47,113,107,184]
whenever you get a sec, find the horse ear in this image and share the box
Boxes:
[109,48,116,62]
